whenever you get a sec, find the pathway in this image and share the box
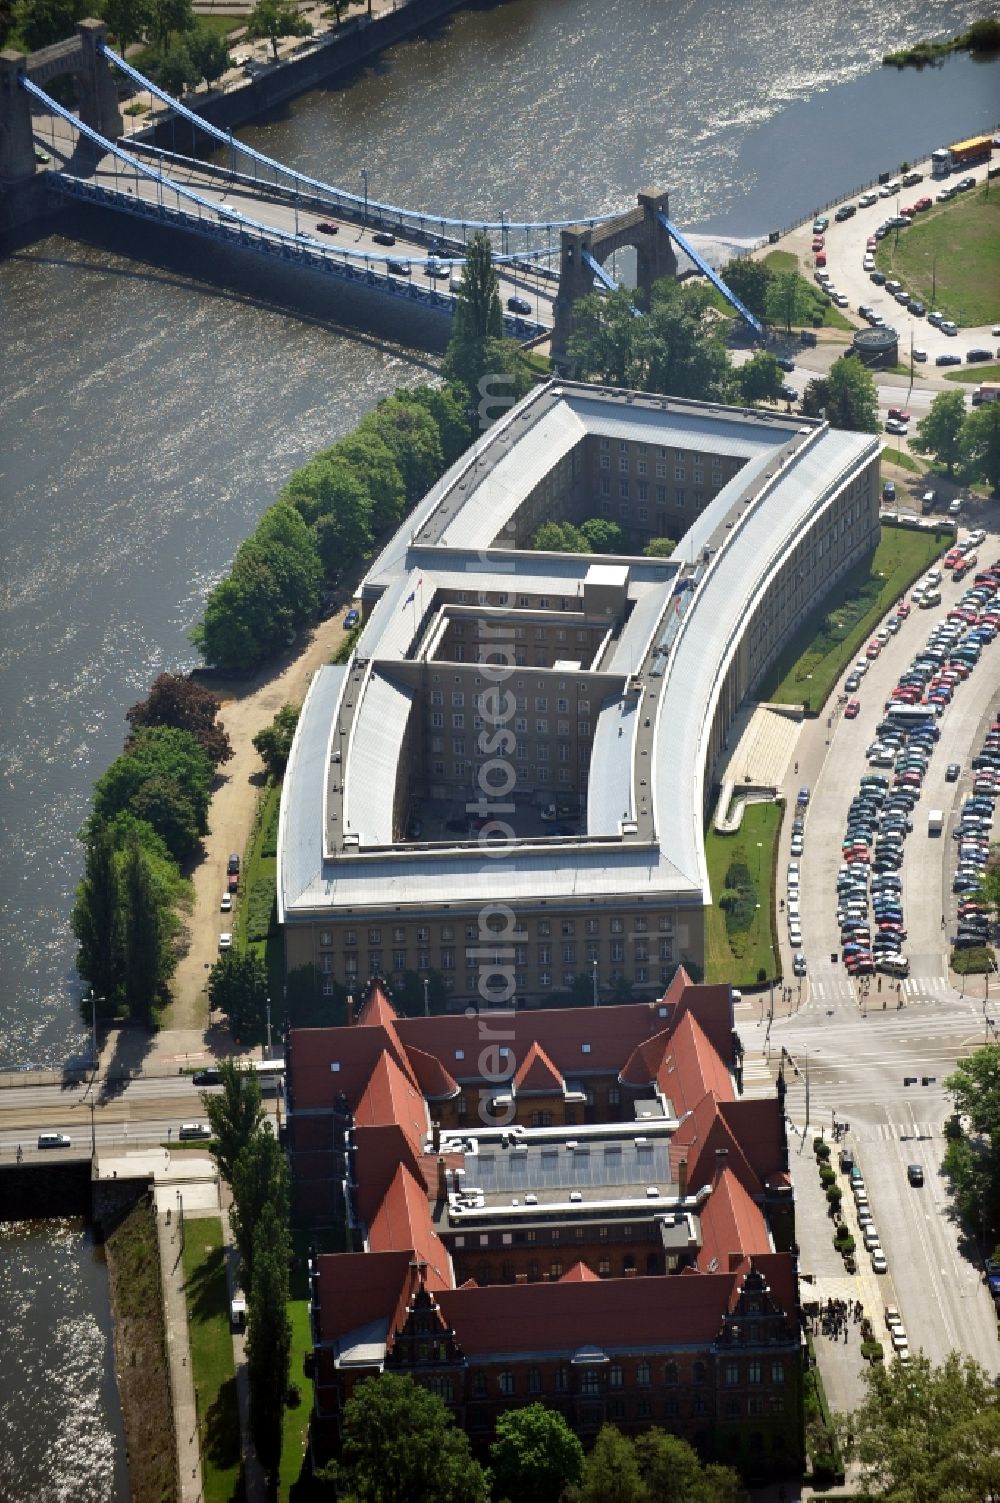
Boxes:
[157,1207,204,1503]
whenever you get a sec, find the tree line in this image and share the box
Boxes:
[195,233,534,675]
[911,391,1000,493]
[72,673,232,1023]
[567,266,880,436]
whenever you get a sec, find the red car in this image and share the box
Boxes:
[887,407,911,423]
[896,602,911,619]
[315,221,339,234]
[844,700,861,719]
[945,550,963,568]
[812,236,825,251]
[815,252,827,267]
[915,196,932,211]
[866,642,880,659]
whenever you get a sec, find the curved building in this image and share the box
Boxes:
[278,380,880,1007]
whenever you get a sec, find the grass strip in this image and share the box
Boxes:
[759,523,948,713]
[874,184,1000,327]
[105,1198,178,1503]
[945,364,1000,384]
[761,250,854,331]
[181,1216,243,1503]
[704,802,783,987]
[235,780,281,959]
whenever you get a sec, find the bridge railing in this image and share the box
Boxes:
[102,43,613,242]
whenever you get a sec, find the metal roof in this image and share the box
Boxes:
[587,693,639,836]
[343,671,415,847]
[277,664,346,921]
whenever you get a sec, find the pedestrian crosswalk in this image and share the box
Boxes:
[785,1118,941,1144]
[809,974,954,1006]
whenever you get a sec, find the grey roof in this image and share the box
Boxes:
[344,670,414,847]
[277,664,346,922]
[587,692,640,836]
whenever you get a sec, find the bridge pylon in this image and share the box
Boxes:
[1,19,122,186]
[550,186,677,371]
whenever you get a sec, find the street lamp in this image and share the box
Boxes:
[360,167,368,229]
[592,959,599,1007]
[423,977,430,1017]
[88,989,106,1073]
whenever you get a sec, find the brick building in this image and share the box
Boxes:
[290,970,803,1480]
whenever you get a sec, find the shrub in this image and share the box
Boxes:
[826,1185,843,1209]
[815,1141,831,1162]
[245,877,276,943]
[812,1136,826,1154]
[819,1164,836,1186]
[834,1223,851,1243]
[861,1339,884,1362]
[952,945,996,975]
[839,1234,855,1256]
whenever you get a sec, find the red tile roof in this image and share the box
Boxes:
[657,1009,734,1116]
[353,1049,427,1150]
[559,1261,600,1282]
[404,1044,460,1102]
[619,1029,671,1088]
[436,1273,735,1355]
[671,1093,760,1202]
[696,1165,771,1273]
[355,979,402,1031]
[352,1124,428,1227]
[718,1099,787,1189]
[288,1023,417,1113]
[666,982,734,1067]
[367,1161,451,1287]
[513,1041,565,1095]
[315,1249,414,1343]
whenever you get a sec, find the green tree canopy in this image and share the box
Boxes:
[362,397,444,506]
[231,1126,289,1283]
[765,268,815,333]
[644,537,676,558]
[245,0,310,58]
[103,0,152,51]
[634,1429,742,1502]
[490,1403,584,1503]
[207,950,270,1041]
[568,284,651,388]
[737,350,784,405]
[911,389,967,477]
[120,830,169,1020]
[959,400,1000,492]
[393,969,448,1017]
[246,1201,291,1479]
[330,1372,490,1503]
[252,702,300,779]
[187,24,231,83]
[92,725,212,863]
[719,257,773,322]
[569,279,732,403]
[204,1056,265,1188]
[126,672,233,766]
[580,517,624,553]
[72,822,121,1005]
[147,0,193,51]
[532,520,588,553]
[581,1424,647,1503]
[450,231,503,346]
[842,1350,1000,1503]
[150,38,198,94]
[328,429,406,535]
[397,384,473,466]
[945,1045,1000,1135]
[823,353,880,433]
[12,0,87,50]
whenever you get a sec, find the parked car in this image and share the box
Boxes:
[344,608,360,628]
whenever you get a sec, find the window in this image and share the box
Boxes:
[527,1368,541,1394]
[675,488,685,507]
[472,1372,487,1397]
[693,1362,706,1384]
[636,1362,650,1387]
[452,713,464,729]
[600,453,611,470]
[609,1365,623,1388]
[748,1361,762,1384]
[619,481,629,500]
[664,1362,678,1387]
[771,1360,785,1384]
[550,1260,563,1279]
[675,464,685,481]
[555,1366,568,1392]
[725,1363,739,1386]
[581,1369,601,1396]
[598,1257,611,1276]
[367,928,381,945]
[393,950,406,971]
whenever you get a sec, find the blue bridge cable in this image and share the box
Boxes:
[657,212,764,336]
[19,76,547,334]
[580,248,619,292]
[100,44,614,238]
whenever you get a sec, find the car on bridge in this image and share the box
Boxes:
[507,296,532,314]
[38,1132,71,1149]
[386,260,411,276]
[372,231,396,246]
[315,221,339,235]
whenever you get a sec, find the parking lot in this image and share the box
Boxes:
[779,527,999,1003]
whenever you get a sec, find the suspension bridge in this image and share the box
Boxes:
[1,20,764,356]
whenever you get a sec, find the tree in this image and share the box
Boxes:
[960,400,1000,492]
[282,456,374,570]
[329,429,406,535]
[204,1056,265,1188]
[644,537,676,558]
[207,949,270,1040]
[245,0,311,58]
[127,672,233,766]
[147,0,193,51]
[120,831,168,1021]
[490,1403,584,1503]
[231,1126,289,1282]
[633,1429,742,1502]
[800,375,829,420]
[332,1373,490,1503]
[911,389,967,477]
[645,281,731,403]
[946,1045,1000,1135]
[149,38,198,95]
[188,24,231,83]
[103,0,152,52]
[532,520,587,553]
[824,353,879,433]
[842,1350,1000,1502]
[252,703,300,779]
[246,1201,291,1481]
[363,397,444,506]
[567,285,651,388]
[72,822,122,1004]
[736,350,784,405]
[451,231,503,346]
[765,269,814,333]
[581,1424,647,1503]
[12,0,87,50]
[398,384,473,467]
[444,233,525,412]
[580,517,624,553]
[92,725,213,864]
[719,257,772,322]
[393,969,448,1017]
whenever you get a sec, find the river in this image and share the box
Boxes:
[0,9,997,1483]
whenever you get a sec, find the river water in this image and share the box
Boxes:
[0,8,997,1484]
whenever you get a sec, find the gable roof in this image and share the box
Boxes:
[559,1261,600,1283]
[619,1029,671,1088]
[404,1044,460,1102]
[355,979,402,1032]
[352,1124,428,1228]
[288,1021,418,1114]
[353,1049,427,1150]
[671,1093,760,1202]
[367,1161,452,1286]
[657,1008,734,1116]
[718,1099,788,1189]
[513,1041,565,1096]
[696,1164,771,1274]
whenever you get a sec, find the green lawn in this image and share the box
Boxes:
[945,363,1000,384]
[760,523,948,713]
[875,184,1000,326]
[277,1250,314,1500]
[704,802,783,988]
[181,1217,243,1503]
[882,448,925,475]
[762,251,854,331]
[236,780,280,960]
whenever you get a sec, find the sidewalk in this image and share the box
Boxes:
[157,1209,205,1503]
[220,1204,268,1502]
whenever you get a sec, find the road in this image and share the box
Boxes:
[737,518,1000,1378]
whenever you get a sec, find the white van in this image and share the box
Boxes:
[38,1132,72,1150]
[863,1223,880,1250]
[179,1122,212,1141]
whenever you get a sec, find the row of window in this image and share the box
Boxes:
[319,915,673,946]
[598,454,721,484]
[459,1357,784,1397]
[428,717,592,738]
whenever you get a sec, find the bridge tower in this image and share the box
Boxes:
[550,186,677,371]
[1,19,122,185]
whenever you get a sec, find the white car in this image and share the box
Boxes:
[871,1248,888,1274]
[967,529,986,547]
[790,837,804,857]
[219,932,233,950]
[853,659,869,677]
[863,256,875,271]
[220,893,232,912]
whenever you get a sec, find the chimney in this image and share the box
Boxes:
[714,1148,729,1183]
[436,1155,448,1201]
[677,1157,688,1197]
[432,1120,441,1154]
